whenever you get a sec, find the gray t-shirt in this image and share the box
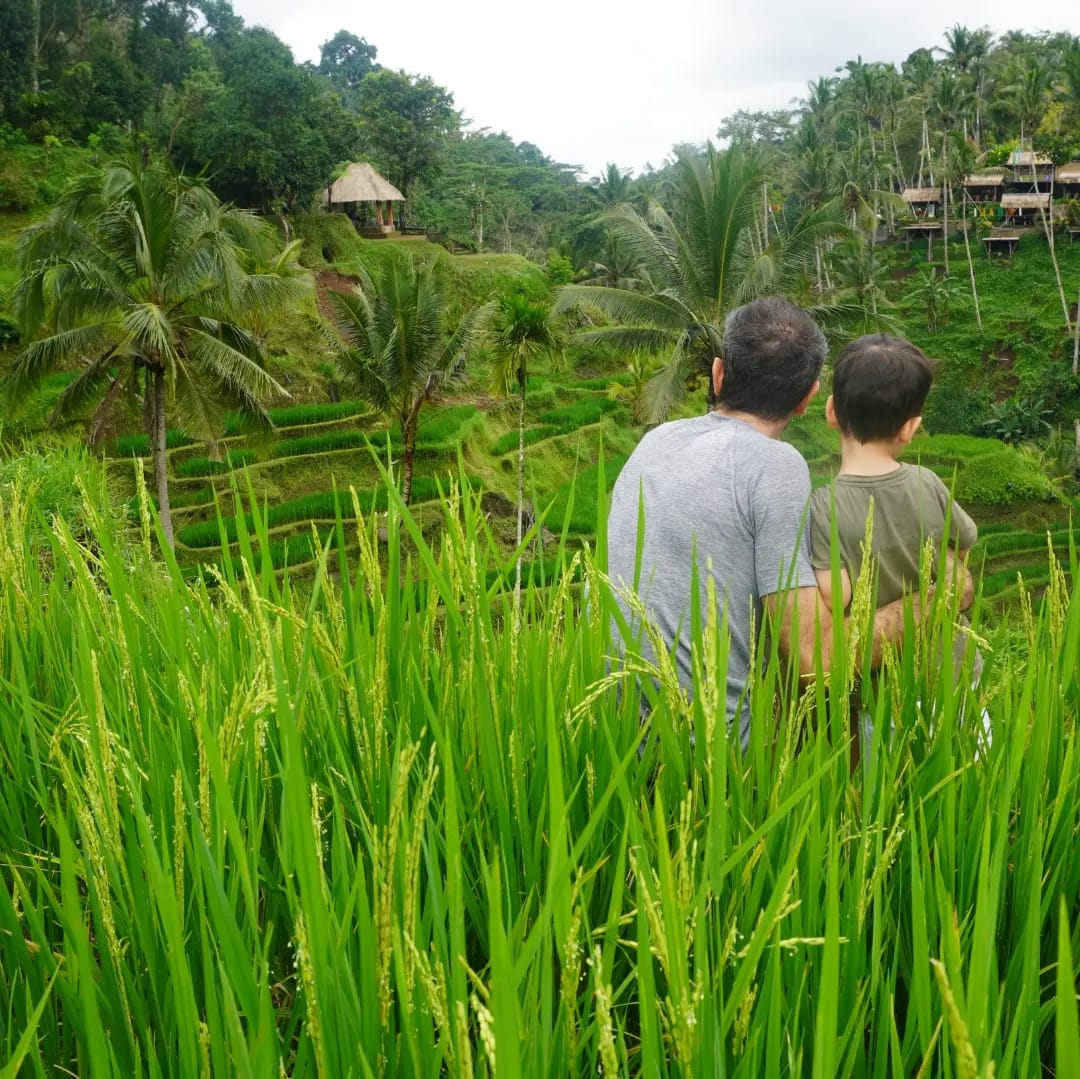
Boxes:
[606,412,816,745]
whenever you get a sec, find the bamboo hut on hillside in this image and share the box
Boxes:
[1000,192,1051,227]
[1007,150,1054,191]
[1057,163,1080,199]
[962,170,1006,203]
[901,187,942,218]
[323,163,405,236]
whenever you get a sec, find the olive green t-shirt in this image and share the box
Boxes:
[808,464,978,607]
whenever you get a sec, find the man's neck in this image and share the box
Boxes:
[714,405,788,440]
[838,435,903,476]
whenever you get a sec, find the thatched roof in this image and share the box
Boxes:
[324,163,404,204]
[963,171,1006,186]
[1008,150,1052,168]
[1001,193,1051,209]
[902,187,941,202]
[1056,162,1080,182]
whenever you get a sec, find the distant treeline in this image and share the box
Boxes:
[1,10,1078,262]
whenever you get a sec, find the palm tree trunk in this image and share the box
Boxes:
[514,380,526,617]
[942,136,950,277]
[1034,164,1072,332]
[891,128,905,189]
[1073,277,1080,376]
[401,425,416,506]
[150,367,174,549]
[961,191,983,334]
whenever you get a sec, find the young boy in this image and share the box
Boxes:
[810,333,977,612]
[808,334,982,747]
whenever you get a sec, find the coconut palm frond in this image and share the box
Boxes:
[643,345,704,425]
[553,286,691,332]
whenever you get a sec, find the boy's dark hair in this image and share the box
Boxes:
[831,334,934,442]
[716,297,827,420]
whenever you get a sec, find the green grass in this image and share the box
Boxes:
[0,465,1078,1075]
[538,397,620,432]
[175,476,445,548]
[491,425,559,457]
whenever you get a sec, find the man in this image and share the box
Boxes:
[606,297,969,747]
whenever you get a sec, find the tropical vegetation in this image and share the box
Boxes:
[2,13,1080,1078]
[2,156,305,546]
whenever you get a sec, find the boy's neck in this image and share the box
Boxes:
[837,434,904,476]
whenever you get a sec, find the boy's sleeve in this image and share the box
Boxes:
[808,487,833,570]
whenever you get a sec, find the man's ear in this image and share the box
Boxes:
[897,415,922,445]
[791,379,820,417]
[711,356,724,400]
[825,394,840,429]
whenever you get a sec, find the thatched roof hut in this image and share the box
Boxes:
[963,171,1006,187]
[962,170,1006,203]
[902,187,942,203]
[322,163,405,235]
[1000,193,1051,210]
[1057,163,1080,196]
[324,162,404,206]
[1008,150,1052,169]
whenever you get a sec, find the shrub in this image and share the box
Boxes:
[954,450,1059,505]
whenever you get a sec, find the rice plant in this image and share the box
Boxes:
[0,460,1077,1076]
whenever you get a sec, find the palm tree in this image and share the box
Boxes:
[326,254,479,506]
[945,132,984,334]
[931,68,972,277]
[585,163,634,210]
[1058,37,1080,128]
[580,230,649,290]
[478,290,562,610]
[5,156,303,548]
[1005,56,1054,142]
[554,144,852,422]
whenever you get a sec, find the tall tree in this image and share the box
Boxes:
[4,156,305,547]
[326,254,479,505]
[555,144,851,422]
[316,30,378,105]
[931,68,970,277]
[356,68,459,197]
[168,27,361,208]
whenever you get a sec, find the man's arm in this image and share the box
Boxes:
[766,548,974,678]
[814,566,852,613]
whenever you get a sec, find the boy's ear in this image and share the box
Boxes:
[824,394,841,430]
[791,379,820,417]
[711,356,724,400]
[897,415,922,444]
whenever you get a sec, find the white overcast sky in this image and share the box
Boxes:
[230,0,1080,178]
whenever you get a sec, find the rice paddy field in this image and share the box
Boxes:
[0,455,1078,1077]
